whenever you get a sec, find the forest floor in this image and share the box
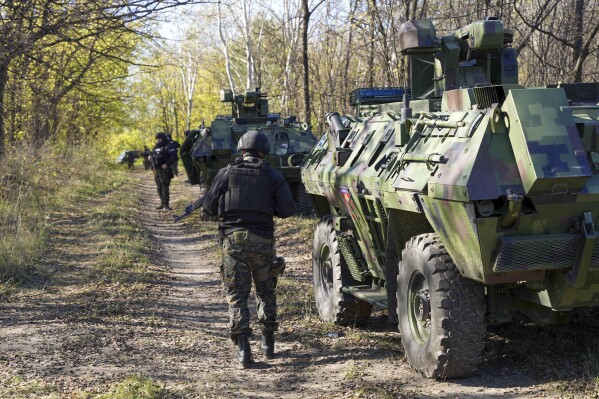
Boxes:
[1,168,599,398]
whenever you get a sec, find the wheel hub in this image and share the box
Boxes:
[415,288,431,322]
[319,245,334,293]
[408,273,431,343]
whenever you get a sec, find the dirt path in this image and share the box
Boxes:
[1,169,597,398]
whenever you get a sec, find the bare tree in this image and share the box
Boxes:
[301,0,325,127]
[218,0,237,95]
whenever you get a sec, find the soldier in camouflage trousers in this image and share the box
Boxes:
[202,130,296,368]
[222,231,277,338]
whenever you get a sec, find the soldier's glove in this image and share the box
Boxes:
[270,256,286,277]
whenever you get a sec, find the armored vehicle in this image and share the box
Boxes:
[180,88,318,213]
[301,16,599,378]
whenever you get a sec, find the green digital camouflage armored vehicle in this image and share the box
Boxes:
[301,16,599,378]
[180,88,318,213]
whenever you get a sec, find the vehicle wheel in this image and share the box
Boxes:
[292,183,315,217]
[397,233,486,378]
[313,217,372,326]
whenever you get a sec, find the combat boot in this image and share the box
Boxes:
[163,204,172,211]
[260,331,274,358]
[236,335,253,368]
[155,205,164,210]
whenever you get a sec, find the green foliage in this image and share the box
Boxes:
[105,128,152,159]
[94,375,164,399]
[4,17,142,147]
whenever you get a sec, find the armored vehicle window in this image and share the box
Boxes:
[274,132,290,155]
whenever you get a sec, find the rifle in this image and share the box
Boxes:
[173,194,206,222]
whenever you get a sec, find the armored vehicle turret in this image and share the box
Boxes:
[302,17,599,378]
[180,88,318,213]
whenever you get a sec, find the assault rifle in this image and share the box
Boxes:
[173,194,206,222]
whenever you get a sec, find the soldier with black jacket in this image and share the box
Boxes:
[142,146,151,170]
[202,130,296,368]
[166,134,181,176]
[151,132,178,210]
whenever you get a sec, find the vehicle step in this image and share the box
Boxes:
[342,285,388,308]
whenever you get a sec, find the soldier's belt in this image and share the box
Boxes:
[230,230,274,245]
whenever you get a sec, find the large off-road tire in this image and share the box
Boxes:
[397,233,486,379]
[291,182,315,217]
[313,217,372,325]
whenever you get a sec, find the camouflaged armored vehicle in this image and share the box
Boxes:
[301,16,599,378]
[180,88,318,213]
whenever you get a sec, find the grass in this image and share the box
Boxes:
[0,375,62,398]
[93,375,164,399]
[88,200,158,285]
[344,360,362,380]
[0,142,127,285]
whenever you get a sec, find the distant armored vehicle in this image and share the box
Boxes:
[180,88,318,213]
[302,17,599,378]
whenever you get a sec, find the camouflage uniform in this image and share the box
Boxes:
[204,155,295,341]
[221,230,277,338]
[202,131,295,367]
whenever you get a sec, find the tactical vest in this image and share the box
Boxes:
[153,146,166,167]
[224,161,273,216]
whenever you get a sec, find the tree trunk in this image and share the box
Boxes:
[218,1,236,95]
[367,3,375,87]
[343,0,358,108]
[301,0,311,127]
[572,0,584,82]
[0,61,9,156]
[572,22,599,83]
[242,0,255,90]
[368,0,393,86]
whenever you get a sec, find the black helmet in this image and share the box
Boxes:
[155,132,167,140]
[237,130,270,154]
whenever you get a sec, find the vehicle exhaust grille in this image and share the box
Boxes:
[494,234,580,273]
[472,86,506,109]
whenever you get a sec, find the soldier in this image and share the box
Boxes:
[125,151,135,169]
[166,134,181,176]
[151,132,178,210]
[202,130,296,368]
[142,146,151,170]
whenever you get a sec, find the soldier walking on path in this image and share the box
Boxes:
[142,146,151,170]
[201,130,296,368]
[151,132,178,211]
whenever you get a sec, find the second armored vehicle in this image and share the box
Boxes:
[180,88,318,213]
[302,17,599,378]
